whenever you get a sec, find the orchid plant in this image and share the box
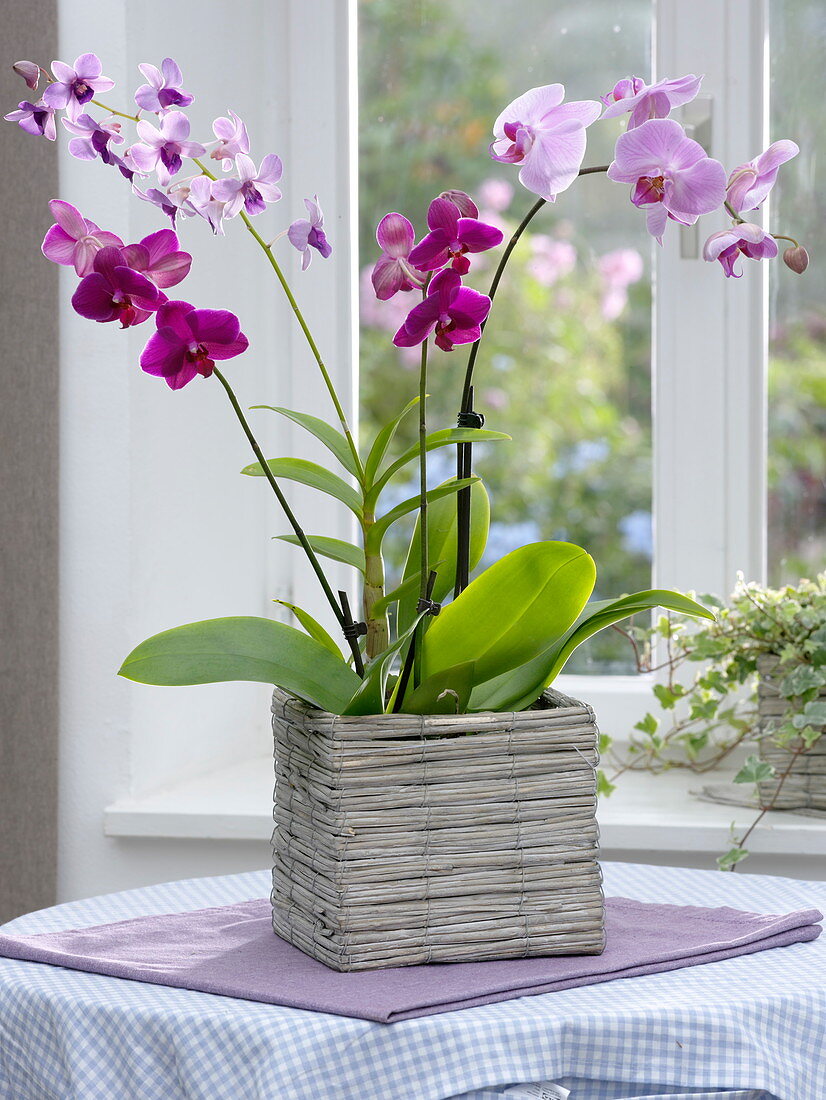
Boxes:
[6,58,809,716]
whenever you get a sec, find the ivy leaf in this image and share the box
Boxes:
[779,663,826,699]
[718,847,749,872]
[733,754,776,785]
[597,771,616,797]
[634,712,659,735]
[653,682,686,710]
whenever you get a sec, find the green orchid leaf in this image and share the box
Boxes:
[241,457,362,517]
[367,428,510,505]
[397,478,490,634]
[342,612,427,716]
[363,397,420,488]
[118,616,361,713]
[470,589,714,713]
[274,534,365,574]
[273,599,341,657]
[369,562,447,619]
[251,406,360,479]
[398,662,476,715]
[421,541,596,689]
[365,477,479,554]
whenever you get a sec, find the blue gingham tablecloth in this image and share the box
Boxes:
[0,862,823,1100]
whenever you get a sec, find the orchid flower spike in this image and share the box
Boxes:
[490,84,602,202]
[42,53,115,122]
[703,223,778,278]
[135,58,194,113]
[288,196,332,269]
[601,74,702,129]
[725,140,799,214]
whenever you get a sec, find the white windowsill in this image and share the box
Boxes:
[104,753,826,857]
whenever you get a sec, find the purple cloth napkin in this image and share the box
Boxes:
[0,896,820,1024]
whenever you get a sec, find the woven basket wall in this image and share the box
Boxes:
[271,686,605,972]
[756,655,826,811]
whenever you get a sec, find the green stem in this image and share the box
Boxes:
[90,98,140,122]
[724,200,744,223]
[772,233,800,248]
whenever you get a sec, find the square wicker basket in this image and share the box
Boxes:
[756,655,826,811]
[271,686,605,971]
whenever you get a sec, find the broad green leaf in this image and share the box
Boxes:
[397,478,490,634]
[398,662,476,715]
[275,534,365,574]
[342,612,426,716]
[365,477,479,554]
[718,847,749,872]
[367,428,510,505]
[733,754,776,785]
[363,397,419,487]
[273,599,341,657]
[118,616,360,713]
[421,541,596,688]
[242,457,362,517]
[252,406,360,479]
[470,589,714,713]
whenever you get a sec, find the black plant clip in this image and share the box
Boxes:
[338,590,366,676]
[457,409,485,429]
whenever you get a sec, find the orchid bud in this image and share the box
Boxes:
[783,245,809,274]
[438,189,479,219]
[12,60,40,91]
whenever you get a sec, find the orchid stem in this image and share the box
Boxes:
[772,233,800,247]
[90,98,139,122]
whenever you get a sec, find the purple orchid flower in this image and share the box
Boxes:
[607,118,727,243]
[13,61,41,91]
[134,58,194,113]
[42,53,115,122]
[133,183,196,227]
[210,110,250,171]
[4,99,57,140]
[288,196,332,270]
[41,199,124,276]
[601,74,702,129]
[437,190,478,218]
[725,140,799,214]
[211,154,283,217]
[702,223,778,278]
[490,84,602,202]
[71,246,161,328]
[187,177,228,235]
[371,213,426,300]
[62,112,124,163]
[408,196,503,276]
[139,300,249,390]
[120,228,192,289]
[128,111,206,186]
[393,268,491,352]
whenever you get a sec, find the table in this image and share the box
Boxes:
[0,862,823,1100]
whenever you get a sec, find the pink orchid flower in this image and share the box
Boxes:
[133,183,196,227]
[71,246,161,328]
[702,223,778,278]
[140,300,249,390]
[371,213,426,300]
[13,61,41,92]
[210,110,250,171]
[393,268,491,352]
[4,99,57,140]
[134,58,194,114]
[288,196,332,270]
[128,111,206,186]
[42,53,115,122]
[62,112,124,163]
[601,74,702,129]
[437,190,478,218]
[725,140,799,214]
[211,154,283,217]
[120,229,192,289]
[41,199,124,276]
[490,84,602,202]
[607,118,727,242]
[187,177,228,236]
[408,196,503,276]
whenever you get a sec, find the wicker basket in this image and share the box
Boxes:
[270,686,605,971]
[756,655,826,811]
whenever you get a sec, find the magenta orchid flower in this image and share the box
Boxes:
[187,177,228,235]
[702,223,778,278]
[62,112,124,163]
[4,99,57,140]
[393,268,491,352]
[490,84,602,202]
[437,190,478,218]
[41,199,124,276]
[42,53,114,122]
[408,196,504,276]
[601,74,702,129]
[128,111,206,186]
[120,228,192,289]
[210,110,249,170]
[133,183,196,227]
[288,196,332,270]
[134,58,194,113]
[71,246,160,328]
[607,118,727,242]
[371,213,426,300]
[211,154,283,217]
[13,61,41,92]
[725,140,799,214]
[139,300,249,390]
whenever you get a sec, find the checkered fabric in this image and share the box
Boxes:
[0,862,823,1100]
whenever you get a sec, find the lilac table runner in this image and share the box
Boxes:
[0,894,819,1023]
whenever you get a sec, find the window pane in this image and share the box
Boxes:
[359,0,653,672]
[768,0,826,582]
